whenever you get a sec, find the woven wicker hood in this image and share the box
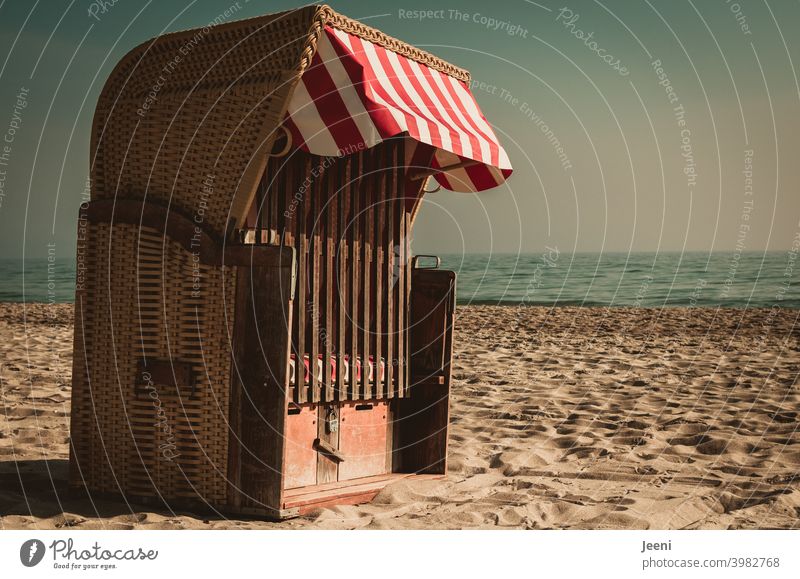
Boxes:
[91,5,510,238]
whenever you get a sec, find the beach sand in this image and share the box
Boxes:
[1,303,797,529]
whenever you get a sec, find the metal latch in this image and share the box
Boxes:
[325,407,339,433]
[313,438,345,462]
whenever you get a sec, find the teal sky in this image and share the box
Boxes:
[0,0,798,258]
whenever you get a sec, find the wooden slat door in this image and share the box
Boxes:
[250,139,410,404]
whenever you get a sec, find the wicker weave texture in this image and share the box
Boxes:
[69,223,236,504]
[91,6,321,236]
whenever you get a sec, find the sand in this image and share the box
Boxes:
[1,302,798,530]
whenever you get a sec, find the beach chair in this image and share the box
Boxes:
[68,5,511,518]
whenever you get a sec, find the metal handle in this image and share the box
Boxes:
[268,125,292,158]
[313,438,345,462]
[412,255,441,270]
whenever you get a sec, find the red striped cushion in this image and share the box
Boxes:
[288,354,386,385]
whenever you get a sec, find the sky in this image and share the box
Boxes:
[0,0,798,259]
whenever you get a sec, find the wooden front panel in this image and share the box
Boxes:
[229,251,295,513]
[284,404,319,489]
[395,268,456,475]
[338,401,390,481]
[409,269,456,381]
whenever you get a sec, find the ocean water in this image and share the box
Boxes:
[441,252,800,308]
[1,252,797,308]
[0,258,76,303]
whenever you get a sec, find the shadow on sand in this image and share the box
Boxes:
[0,459,234,525]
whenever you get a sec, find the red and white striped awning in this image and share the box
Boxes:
[283,26,512,193]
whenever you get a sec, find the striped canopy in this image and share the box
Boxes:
[284,26,512,193]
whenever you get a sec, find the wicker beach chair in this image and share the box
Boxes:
[69,4,512,518]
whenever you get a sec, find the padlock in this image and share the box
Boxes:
[326,407,339,433]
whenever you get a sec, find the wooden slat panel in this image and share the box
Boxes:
[384,142,395,398]
[373,144,385,399]
[254,172,264,241]
[257,142,412,404]
[361,152,372,401]
[280,155,298,403]
[403,211,411,396]
[281,157,295,248]
[294,157,310,403]
[319,159,337,484]
[349,153,361,396]
[395,141,406,397]
[337,158,349,395]
[324,160,335,402]
[309,159,322,403]
[269,158,280,243]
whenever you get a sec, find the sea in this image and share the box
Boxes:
[0,252,797,308]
